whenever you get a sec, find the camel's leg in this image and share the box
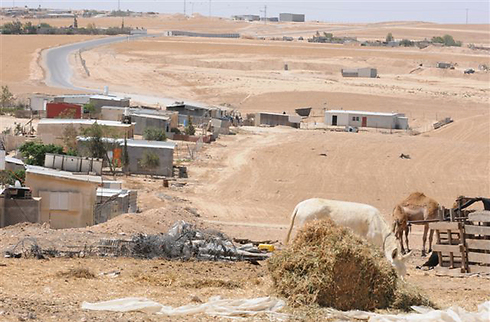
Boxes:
[399,232,405,254]
[405,227,410,252]
[428,228,434,253]
[422,224,428,257]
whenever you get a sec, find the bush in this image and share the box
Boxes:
[0,169,25,185]
[143,127,167,141]
[400,39,414,47]
[185,116,196,136]
[268,219,433,311]
[386,32,394,42]
[19,141,65,166]
[139,151,160,172]
[431,34,462,47]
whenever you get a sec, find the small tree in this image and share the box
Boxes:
[122,135,130,174]
[81,123,117,174]
[62,124,79,152]
[386,32,393,42]
[185,115,196,136]
[83,103,96,117]
[1,85,14,108]
[139,151,160,176]
[400,39,414,47]
[143,127,167,141]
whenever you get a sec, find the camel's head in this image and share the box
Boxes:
[390,248,411,280]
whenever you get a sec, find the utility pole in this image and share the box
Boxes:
[465,8,469,24]
[117,0,120,11]
[184,0,186,16]
[209,0,211,17]
[190,2,194,15]
[261,5,267,24]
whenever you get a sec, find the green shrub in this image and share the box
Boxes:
[143,127,167,141]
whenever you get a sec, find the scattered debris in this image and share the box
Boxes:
[400,153,411,159]
[3,221,271,262]
[433,117,453,130]
[464,68,475,74]
[57,268,96,279]
[319,153,327,157]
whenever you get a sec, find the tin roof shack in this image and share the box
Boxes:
[25,166,102,229]
[210,118,231,135]
[100,107,179,129]
[437,62,453,69]
[77,138,176,177]
[125,140,176,177]
[0,186,41,228]
[166,103,230,125]
[341,68,377,78]
[95,188,137,224]
[88,95,130,111]
[324,110,408,130]
[53,94,130,116]
[279,13,305,22]
[37,119,134,145]
[132,114,171,136]
[255,112,301,129]
[29,94,52,114]
[46,102,82,119]
[53,94,91,105]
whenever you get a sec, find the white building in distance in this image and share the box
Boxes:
[324,110,409,130]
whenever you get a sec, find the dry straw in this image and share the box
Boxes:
[268,219,433,311]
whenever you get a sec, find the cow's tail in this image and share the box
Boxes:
[285,206,299,244]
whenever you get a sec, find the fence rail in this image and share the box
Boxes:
[430,211,490,273]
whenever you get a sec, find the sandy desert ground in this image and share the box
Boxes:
[0,15,489,321]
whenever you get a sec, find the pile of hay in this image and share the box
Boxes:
[268,219,432,311]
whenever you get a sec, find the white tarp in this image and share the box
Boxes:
[327,301,490,322]
[82,297,489,321]
[82,296,286,318]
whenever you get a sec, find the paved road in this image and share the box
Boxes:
[44,35,133,90]
[43,34,204,106]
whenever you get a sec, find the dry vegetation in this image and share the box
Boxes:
[268,219,432,311]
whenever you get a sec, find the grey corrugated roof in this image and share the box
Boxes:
[26,165,102,184]
[39,119,133,127]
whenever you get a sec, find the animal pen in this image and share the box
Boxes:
[428,197,490,273]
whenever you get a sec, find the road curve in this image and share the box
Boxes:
[44,36,133,90]
[43,35,203,106]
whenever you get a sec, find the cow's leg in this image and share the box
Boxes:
[422,224,428,257]
[428,228,434,253]
[405,227,410,252]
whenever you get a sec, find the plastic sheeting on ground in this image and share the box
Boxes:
[327,301,490,322]
[81,296,286,318]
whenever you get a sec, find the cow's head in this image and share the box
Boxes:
[390,248,411,279]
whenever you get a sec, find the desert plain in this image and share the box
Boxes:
[0,14,489,321]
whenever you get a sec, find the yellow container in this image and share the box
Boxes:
[258,244,275,252]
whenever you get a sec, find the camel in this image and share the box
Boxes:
[285,198,411,279]
[392,192,440,256]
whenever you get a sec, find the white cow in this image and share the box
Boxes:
[285,198,411,278]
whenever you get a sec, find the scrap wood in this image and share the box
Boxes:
[233,238,278,246]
